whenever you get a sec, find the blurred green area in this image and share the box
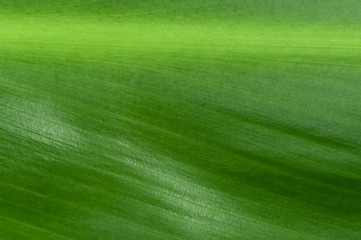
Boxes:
[1,0,361,22]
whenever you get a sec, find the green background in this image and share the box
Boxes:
[0,1,361,239]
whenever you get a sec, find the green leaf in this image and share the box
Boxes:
[1,1,361,239]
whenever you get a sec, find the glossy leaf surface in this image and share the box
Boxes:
[1,1,361,239]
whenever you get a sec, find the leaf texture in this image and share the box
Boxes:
[0,1,361,240]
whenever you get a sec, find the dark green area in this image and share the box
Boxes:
[1,0,361,22]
